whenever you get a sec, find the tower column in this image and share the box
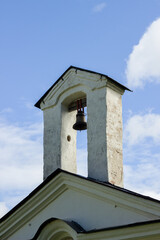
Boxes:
[43,102,77,180]
[87,86,124,187]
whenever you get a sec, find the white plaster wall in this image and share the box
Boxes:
[87,87,108,181]
[106,87,123,187]
[87,86,123,187]
[43,103,77,179]
[9,189,152,240]
[61,104,77,173]
[43,106,61,179]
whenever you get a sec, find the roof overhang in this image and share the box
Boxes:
[34,66,132,109]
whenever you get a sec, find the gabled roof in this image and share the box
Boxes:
[1,168,160,224]
[35,66,132,109]
[1,168,160,240]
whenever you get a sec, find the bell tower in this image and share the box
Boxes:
[35,66,130,187]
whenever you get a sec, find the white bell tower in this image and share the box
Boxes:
[35,66,130,187]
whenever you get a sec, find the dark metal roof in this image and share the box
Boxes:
[30,217,160,239]
[84,218,160,234]
[1,168,160,224]
[35,66,132,109]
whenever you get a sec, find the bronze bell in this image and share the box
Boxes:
[73,110,87,131]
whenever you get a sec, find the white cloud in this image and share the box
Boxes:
[93,2,106,13]
[124,163,160,200]
[0,119,43,217]
[123,112,160,200]
[124,113,160,146]
[126,18,160,88]
[0,202,9,217]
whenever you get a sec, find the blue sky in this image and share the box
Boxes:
[1,0,160,217]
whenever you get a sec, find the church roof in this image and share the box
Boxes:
[1,168,160,224]
[34,65,132,109]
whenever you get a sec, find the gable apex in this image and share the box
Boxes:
[35,66,131,109]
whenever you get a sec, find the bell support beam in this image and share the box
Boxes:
[68,98,86,112]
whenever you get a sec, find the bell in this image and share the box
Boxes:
[73,110,87,131]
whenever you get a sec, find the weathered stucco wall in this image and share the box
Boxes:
[43,102,77,179]
[106,87,123,187]
[87,86,123,187]
[43,106,61,179]
[87,87,108,182]
[61,104,77,173]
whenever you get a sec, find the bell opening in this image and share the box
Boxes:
[65,94,88,177]
[76,106,88,177]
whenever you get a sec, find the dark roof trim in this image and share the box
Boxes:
[30,217,160,239]
[30,218,84,240]
[35,65,132,109]
[85,218,160,234]
[1,168,160,223]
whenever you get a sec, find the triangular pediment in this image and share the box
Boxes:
[1,169,160,240]
[35,66,130,110]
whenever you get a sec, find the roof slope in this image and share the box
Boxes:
[1,169,160,240]
[1,168,160,224]
[35,66,131,109]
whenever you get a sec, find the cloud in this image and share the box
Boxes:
[123,112,160,200]
[126,18,160,88]
[124,113,160,146]
[124,163,160,200]
[0,119,43,217]
[93,2,106,13]
[0,202,9,217]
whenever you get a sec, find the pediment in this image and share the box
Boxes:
[35,66,130,110]
[1,169,160,240]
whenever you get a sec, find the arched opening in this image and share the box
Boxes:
[62,91,88,177]
[76,106,87,177]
